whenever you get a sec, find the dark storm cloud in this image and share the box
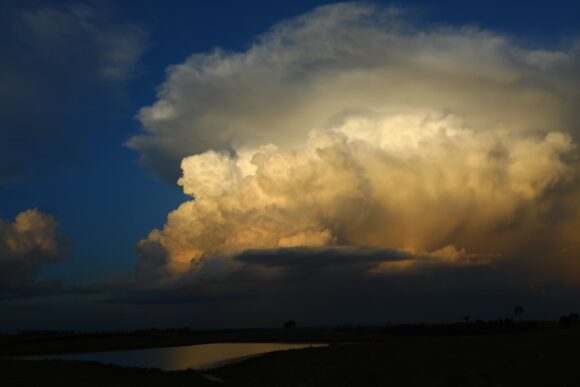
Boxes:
[100,245,578,327]
[0,244,572,329]
[114,245,491,307]
[236,246,413,270]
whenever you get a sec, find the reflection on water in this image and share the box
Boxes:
[26,342,326,370]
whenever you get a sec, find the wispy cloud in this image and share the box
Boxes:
[0,2,149,187]
[17,2,149,82]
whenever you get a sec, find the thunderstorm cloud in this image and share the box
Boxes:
[129,3,580,283]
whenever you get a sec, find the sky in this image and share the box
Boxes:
[1,0,580,331]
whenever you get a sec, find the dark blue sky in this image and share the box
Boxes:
[1,0,580,329]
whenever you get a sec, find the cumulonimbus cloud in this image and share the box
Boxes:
[0,209,69,289]
[130,3,580,279]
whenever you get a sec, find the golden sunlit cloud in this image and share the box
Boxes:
[131,3,580,278]
[0,209,67,288]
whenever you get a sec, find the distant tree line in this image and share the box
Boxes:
[560,313,579,328]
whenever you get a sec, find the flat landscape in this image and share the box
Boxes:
[2,323,580,386]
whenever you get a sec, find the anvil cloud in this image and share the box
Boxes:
[130,3,580,279]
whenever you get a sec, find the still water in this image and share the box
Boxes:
[26,342,326,370]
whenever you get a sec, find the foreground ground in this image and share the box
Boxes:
[216,332,580,386]
[2,326,580,386]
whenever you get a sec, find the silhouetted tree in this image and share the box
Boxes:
[513,306,524,321]
[284,320,297,329]
[462,314,471,323]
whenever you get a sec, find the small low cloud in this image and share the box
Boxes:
[236,246,413,270]
[0,209,70,290]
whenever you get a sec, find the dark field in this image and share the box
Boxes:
[2,324,580,386]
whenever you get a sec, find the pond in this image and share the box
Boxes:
[23,342,326,370]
